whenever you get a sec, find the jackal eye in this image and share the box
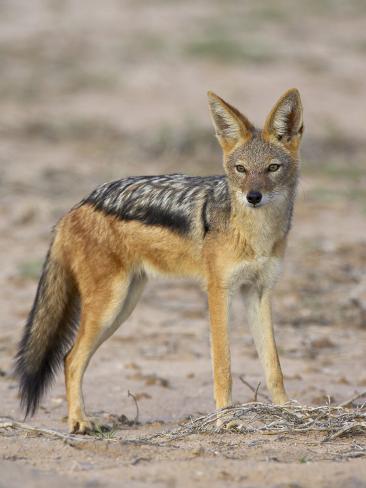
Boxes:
[235,164,246,173]
[268,163,280,172]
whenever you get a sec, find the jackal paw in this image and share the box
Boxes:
[273,393,289,405]
[68,416,97,434]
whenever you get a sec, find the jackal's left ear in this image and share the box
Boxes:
[208,91,255,152]
[263,88,304,151]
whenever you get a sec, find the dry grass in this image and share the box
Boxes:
[2,398,366,448]
[138,401,366,446]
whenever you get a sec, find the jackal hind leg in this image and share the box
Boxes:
[64,272,146,434]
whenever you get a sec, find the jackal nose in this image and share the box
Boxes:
[246,191,262,205]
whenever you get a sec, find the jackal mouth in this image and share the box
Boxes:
[246,201,268,209]
[247,202,262,208]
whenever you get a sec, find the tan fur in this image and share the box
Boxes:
[33,89,303,433]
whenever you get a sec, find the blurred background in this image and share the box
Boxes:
[1,0,366,420]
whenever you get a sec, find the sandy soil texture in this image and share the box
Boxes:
[1,1,366,487]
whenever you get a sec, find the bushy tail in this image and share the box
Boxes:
[15,246,79,417]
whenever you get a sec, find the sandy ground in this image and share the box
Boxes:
[1,1,366,487]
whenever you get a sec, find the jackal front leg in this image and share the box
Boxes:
[207,282,232,410]
[245,288,288,404]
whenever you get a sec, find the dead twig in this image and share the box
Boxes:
[128,390,140,424]
[323,422,366,442]
[239,376,271,402]
[0,418,86,443]
[253,382,261,402]
[338,390,366,408]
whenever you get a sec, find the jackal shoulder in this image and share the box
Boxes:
[79,174,232,238]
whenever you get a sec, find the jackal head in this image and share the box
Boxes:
[208,89,303,208]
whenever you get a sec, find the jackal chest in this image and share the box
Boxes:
[227,255,282,291]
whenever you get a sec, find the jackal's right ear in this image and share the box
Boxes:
[208,92,254,152]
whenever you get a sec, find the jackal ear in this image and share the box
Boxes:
[208,91,255,152]
[263,88,304,150]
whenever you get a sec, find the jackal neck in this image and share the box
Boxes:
[228,188,295,256]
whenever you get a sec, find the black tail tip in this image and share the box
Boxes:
[15,358,45,418]
[18,373,41,418]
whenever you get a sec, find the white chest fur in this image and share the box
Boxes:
[227,255,283,292]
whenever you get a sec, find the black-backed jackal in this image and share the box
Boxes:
[15,89,304,433]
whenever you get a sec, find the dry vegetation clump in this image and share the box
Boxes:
[137,401,366,445]
[2,400,366,448]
